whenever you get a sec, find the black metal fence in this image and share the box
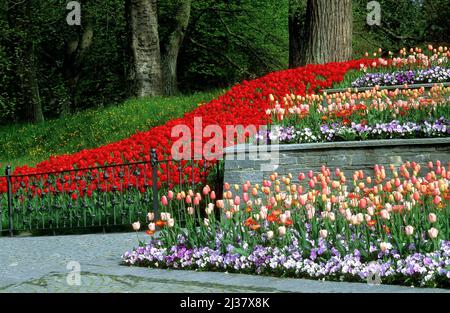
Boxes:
[0,149,222,236]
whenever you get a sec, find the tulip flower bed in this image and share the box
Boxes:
[3,47,447,190]
[351,66,450,88]
[335,46,449,90]
[0,58,374,194]
[262,85,450,144]
[123,161,450,288]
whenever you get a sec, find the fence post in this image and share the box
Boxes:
[5,165,13,236]
[151,149,159,219]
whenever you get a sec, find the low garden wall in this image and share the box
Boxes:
[223,137,450,185]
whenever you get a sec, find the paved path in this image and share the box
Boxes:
[0,232,448,293]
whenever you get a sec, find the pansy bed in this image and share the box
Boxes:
[123,161,450,288]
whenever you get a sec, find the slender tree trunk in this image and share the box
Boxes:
[26,44,44,123]
[161,0,192,96]
[126,0,163,97]
[62,20,94,115]
[299,0,353,65]
[288,0,306,68]
[7,0,44,123]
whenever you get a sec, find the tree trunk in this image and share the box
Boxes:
[7,0,44,123]
[299,0,353,65]
[288,0,306,68]
[161,0,192,96]
[126,0,163,97]
[62,20,94,115]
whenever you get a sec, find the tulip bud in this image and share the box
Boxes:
[428,213,437,223]
[206,203,214,215]
[216,200,224,209]
[380,209,390,220]
[132,221,141,231]
[405,225,414,236]
[428,227,439,239]
[193,196,200,206]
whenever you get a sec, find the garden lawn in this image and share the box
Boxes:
[0,90,223,172]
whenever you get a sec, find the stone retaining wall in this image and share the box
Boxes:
[223,138,450,185]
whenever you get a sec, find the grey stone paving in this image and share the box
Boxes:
[0,232,448,293]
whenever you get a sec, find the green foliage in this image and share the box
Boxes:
[176,0,289,91]
[0,90,223,170]
[353,0,450,55]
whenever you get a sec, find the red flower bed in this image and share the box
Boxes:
[0,59,373,193]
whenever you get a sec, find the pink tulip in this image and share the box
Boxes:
[359,198,367,209]
[380,209,390,220]
[193,197,200,206]
[428,213,437,223]
[270,196,276,205]
[167,190,174,200]
[185,195,192,204]
[243,193,249,203]
[234,196,241,206]
[428,227,439,239]
[298,173,305,181]
[433,195,441,205]
[210,191,216,200]
[298,195,306,206]
[335,168,341,177]
[161,196,168,206]
[216,200,224,209]
[405,225,414,236]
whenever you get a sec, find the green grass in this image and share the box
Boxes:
[0,90,224,172]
